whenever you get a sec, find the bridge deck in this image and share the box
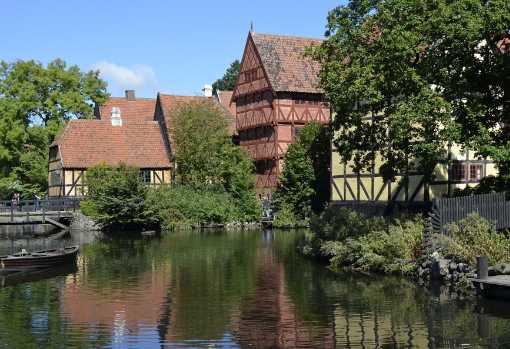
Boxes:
[470,276,510,301]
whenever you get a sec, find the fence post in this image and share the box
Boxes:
[477,256,488,280]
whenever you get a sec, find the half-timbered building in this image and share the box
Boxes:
[48,91,171,198]
[330,113,498,214]
[330,39,508,213]
[231,32,331,197]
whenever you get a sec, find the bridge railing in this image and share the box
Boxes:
[0,198,82,223]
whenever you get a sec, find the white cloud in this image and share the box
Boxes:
[91,61,169,95]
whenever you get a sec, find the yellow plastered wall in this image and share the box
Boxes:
[450,144,467,160]
[409,176,424,201]
[360,178,372,200]
[331,178,342,201]
[430,184,448,200]
[486,163,497,176]
[346,178,358,200]
[331,152,343,177]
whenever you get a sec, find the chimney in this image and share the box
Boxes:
[126,90,135,102]
[111,107,122,126]
[202,85,213,98]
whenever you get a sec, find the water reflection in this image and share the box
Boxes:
[1,228,510,348]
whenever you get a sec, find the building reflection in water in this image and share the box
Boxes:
[54,230,510,348]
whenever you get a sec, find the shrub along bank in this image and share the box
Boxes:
[300,206,424,274]
[82,161,261,230]
[300,207,510,278]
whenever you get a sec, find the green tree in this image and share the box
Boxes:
[307,0,510,187]
[0,59,109,198]
[82,161,157,228]
[212,60,240,95]
[167,98,231,187]
[220,145,260,221]
[278,120,330,219]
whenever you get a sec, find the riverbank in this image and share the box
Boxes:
[301,206,510,295]
[70,212,264,231]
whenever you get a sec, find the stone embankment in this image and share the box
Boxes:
[416,252,510,292]
[70,212,102,231]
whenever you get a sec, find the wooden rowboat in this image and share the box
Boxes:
[1,246,79,269]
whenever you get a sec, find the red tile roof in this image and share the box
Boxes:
[217,91,236,118]
[158,95,208,116]
[96,97,156,122]
[52,119,171,169]
[158,94,237,135]
[251,32,324,93]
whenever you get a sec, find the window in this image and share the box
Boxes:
[251,70,257,80]
[308,98,319,105]
[244,73,250,82]
[294,96,306,105]
[470,164,483,180]
[51,172,60,186]
[50,148,58,161]
[294,126,302,139]
[451,163,466,180]
[141,170,151,184]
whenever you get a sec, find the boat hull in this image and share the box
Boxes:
[1,246,79,269]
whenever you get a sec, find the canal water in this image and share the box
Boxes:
[1,228,510,348]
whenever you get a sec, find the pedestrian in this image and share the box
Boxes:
[262,195,270,218]
[17,193,23,212]
[11,192,18,211]
[33,190,41,211]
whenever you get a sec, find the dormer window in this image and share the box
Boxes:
[111,107,122,126]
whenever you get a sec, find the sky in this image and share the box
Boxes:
[1,0,347,99]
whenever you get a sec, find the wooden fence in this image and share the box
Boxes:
[423,192,510,252]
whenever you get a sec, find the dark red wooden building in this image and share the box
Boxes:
[231,32,330,197]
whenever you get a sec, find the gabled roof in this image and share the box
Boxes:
[95,91,156,122]
[158,95,208,115]
[51,119,171,169]
[217,91,236,117]
[158,94,237,135]
[251,32,324,93]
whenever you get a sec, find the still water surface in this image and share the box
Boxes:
[1,228,510,348]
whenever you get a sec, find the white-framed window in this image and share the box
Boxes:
[141,170,151,184]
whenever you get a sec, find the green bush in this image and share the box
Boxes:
[272,200,309,228]
[82,161,158,228]
[148,183,261,229]
[436,212,510,266]
[301,206,424,274]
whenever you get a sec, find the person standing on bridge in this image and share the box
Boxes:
[11,193,18,211]
[13,193,22,212]
[33,190,41,211]
[262,195,270,218]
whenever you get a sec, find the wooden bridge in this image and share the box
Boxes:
[0,199,81,229]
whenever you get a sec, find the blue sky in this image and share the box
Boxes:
[2,0,347,99]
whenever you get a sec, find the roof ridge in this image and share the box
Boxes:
[159,94,209,98]
[105,96,157,100]
[252,32,324,41]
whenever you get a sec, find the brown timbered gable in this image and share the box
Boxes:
[232,32,331,195]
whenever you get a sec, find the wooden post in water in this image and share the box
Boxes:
[477,256,488,280]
